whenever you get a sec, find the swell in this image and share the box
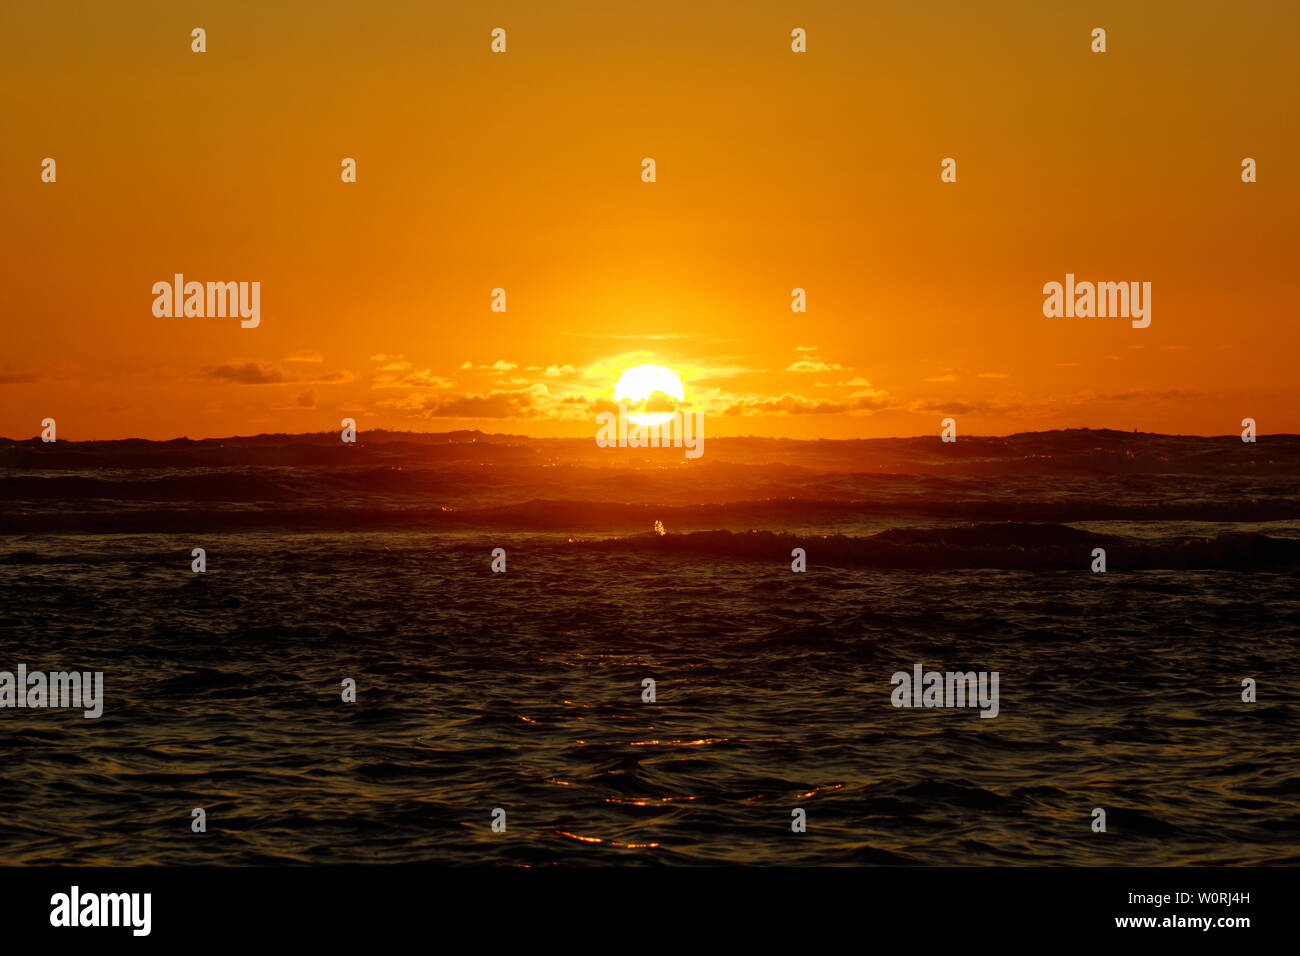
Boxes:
[5,495,1300,534]
[551,524,1300,571]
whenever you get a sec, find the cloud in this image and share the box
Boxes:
[0,370,38,385]
[383,386,543,419]
[206,362,287,385]
[794,344,818,352]
[285,350,324,363]
[785,359,844,373]
[847,384,890,404]
[722,392,888,416]
[907,398,1030,416]
[1092,389,1198,403]
[296,389,318,408]
[206,361,353,386]
[906,390,1200,420]
[370,354,452,389]
[490,360,518,372]
[560,331,723,342]
[309,370,355,385]
[373,368,452,389]
[923,375,957,383]
[910,400,975,415]
[576,352,755,395]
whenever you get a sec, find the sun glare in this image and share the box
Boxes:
[613,364,685,426]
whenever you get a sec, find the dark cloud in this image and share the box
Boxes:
[205,362,286,385]
[205,363,352,386]
[400,390,539,419]
[725,394,851,416]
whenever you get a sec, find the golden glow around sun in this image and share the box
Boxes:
[613,364,685,426]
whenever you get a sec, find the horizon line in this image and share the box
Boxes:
[2,425,1293,445]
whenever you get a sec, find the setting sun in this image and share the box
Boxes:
[613,364,685,426]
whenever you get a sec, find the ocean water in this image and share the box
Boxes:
[1,529,1297,865]
[1,431,1298,865]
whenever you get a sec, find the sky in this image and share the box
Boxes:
[2,0,1297,440]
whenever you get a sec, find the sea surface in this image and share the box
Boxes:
[1,430,1298,865]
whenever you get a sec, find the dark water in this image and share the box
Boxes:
[1,530,1297,865]
[1,430,1298,864]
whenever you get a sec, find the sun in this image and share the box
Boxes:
[613,363,685,426]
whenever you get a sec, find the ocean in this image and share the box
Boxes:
[1,429,1298,864]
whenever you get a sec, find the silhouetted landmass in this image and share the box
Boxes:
[2,427,1299,474]
[3,429,1299,571]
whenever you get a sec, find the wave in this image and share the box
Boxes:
[552,524,1300,571]
[5,494,1300,535]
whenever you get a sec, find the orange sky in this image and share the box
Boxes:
[2,0,1297,440]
